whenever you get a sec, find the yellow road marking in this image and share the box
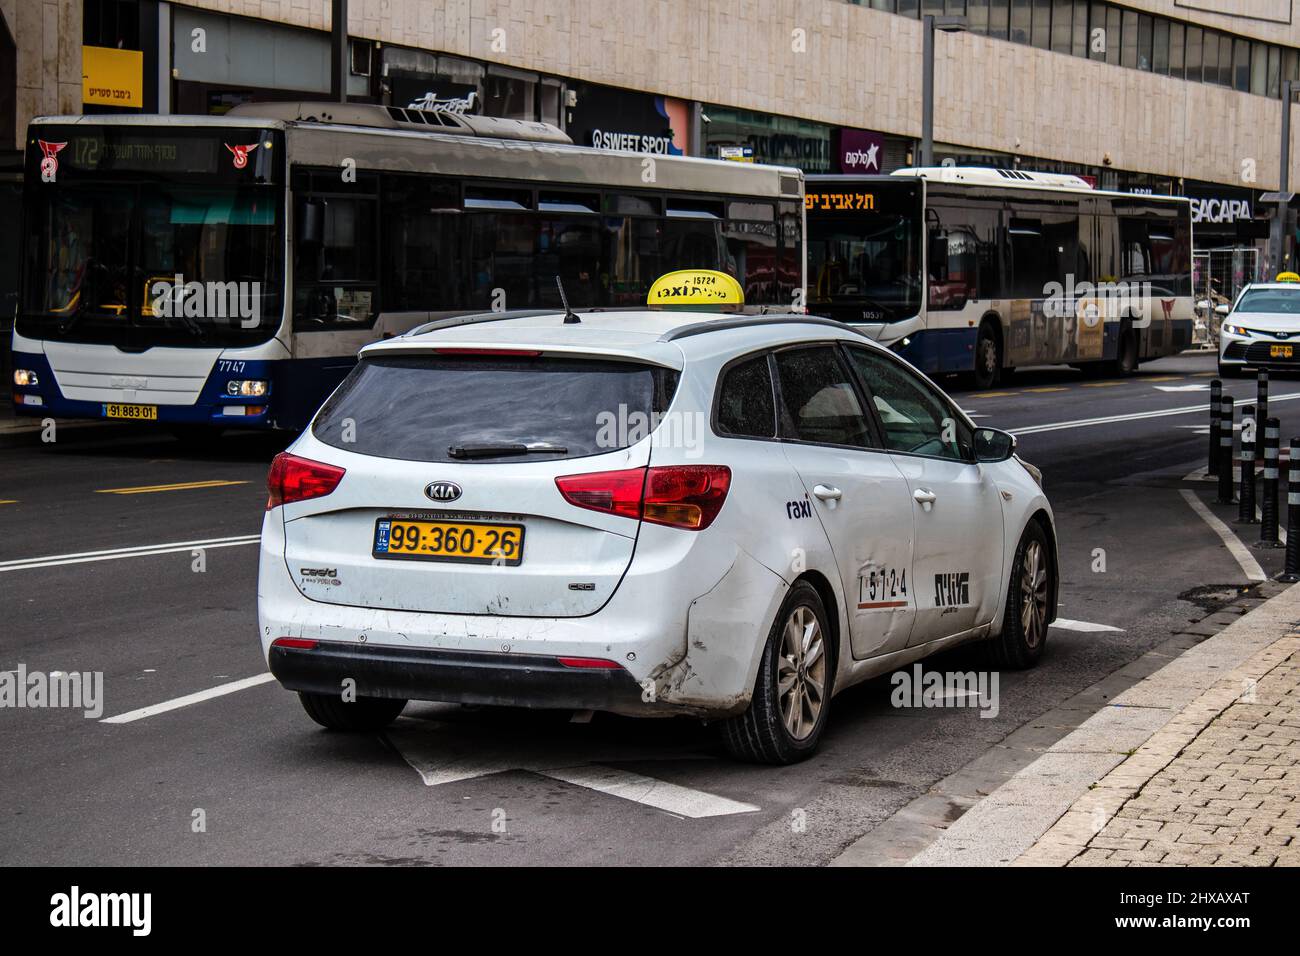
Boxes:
[0,500,17,505]
[1143,376,1183,382]
[1026,387,1068,393]
[1080,381,1123,388]
[95,480,250,495]
[969,391,1014,398]
[1192,372,1216,377]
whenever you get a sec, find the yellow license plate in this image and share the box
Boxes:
[373,518,524,566]
[103,403,158,420]
[1271,345,1294,358]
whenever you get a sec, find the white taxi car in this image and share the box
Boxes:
[1218,280,1300,377]
[258,293,1057,764]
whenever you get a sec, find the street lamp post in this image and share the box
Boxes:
[1270,81,1294,276]
[919,15,968,168]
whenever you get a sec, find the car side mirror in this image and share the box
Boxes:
[974,427,1016,463]
[1214,304,1231,316]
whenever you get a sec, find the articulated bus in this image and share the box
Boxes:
[14,104,804,432]
[805,168,1194,388]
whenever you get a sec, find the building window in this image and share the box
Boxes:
[1051,0,1071,53]
[1152,19,1169,75]
[1235,38,1251,92]
[1186,27,1203,83]
[84,0,141,50]
[1011,0,1031,44]
[1169,22,1185,80]
[1105,8,1121,66]
[898,0,920,17]
[1137,15,1152,71]
[1071,2,1088,58]
[1120,10,1137,69]
[989,0,1010,39]
[1032,0,1051,49]
[1219,34,1234,87]
[1268,45,1281,98]
[1202,30,1219,86]
[967,0,990,34]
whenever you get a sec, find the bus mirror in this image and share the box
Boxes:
[297,199,325,247]
[928,234,949,282]
[1214,304,1230,316]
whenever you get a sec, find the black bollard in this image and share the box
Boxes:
[1283,438,1300,582]
[1257,369,1270,428]
[1259,417,1282,546]
[1238,404,1257,523]
[1218,397,1235,504]
[1209,379,1223,475]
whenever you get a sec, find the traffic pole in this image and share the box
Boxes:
[1209,379,1222,475]
[1238,404,1257,523]
[1257,369,1270,427]
[1283,438,1300,582]
[1259,417,1282,547]
[1218,397,1235,504]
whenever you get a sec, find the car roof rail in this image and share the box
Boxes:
[658,313,874,342]
[403,309,566,337]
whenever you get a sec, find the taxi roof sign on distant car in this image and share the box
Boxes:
[1276,272,1300,283]
[647,269,744,311]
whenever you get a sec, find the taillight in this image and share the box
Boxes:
[272,637,319,650]
[554,468,646,521]
[266,453,346,509]
[556,656,622,669]
[555,465,731,531]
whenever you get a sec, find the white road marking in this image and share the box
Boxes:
[0,534,260,573]
[100,673,276,724]
[1010,392,1300,437]
[1153,384,1211,392]
[1051,618,1125,633]
[1179,490,1267,583]
[539,765,759,818]
[389,723,757,818]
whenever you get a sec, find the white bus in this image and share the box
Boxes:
[805,168,1195,388]
[14,103,804,432]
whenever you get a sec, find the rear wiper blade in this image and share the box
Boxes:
[447,442,569,460]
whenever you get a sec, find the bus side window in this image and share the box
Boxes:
[292,175,380,332]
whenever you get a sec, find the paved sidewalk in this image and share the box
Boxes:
[870,580,1300,867]
[1017,634,1300,866]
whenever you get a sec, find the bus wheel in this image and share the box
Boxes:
[972,323,1001,389]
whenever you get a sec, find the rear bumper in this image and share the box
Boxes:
[269,641,648,712]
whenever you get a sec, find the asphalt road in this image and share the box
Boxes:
[2,350,1296,866]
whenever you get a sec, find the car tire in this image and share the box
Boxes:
[987,521,1053,671]
[298,691,407,731]
[721,581,834,765]
[971,322,1001,389]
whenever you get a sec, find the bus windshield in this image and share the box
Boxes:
[19,126,283,349]
[806,180,923,323]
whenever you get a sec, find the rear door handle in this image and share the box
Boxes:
[913,488,937,509]
[812,484,842,501]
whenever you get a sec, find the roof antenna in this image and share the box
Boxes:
[555,275,580,324]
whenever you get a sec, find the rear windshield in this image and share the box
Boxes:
[312,354,680,462]
[1236,290,1300,315]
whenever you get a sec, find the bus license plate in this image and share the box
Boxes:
[373,518,524,566]
[103,403,158,420]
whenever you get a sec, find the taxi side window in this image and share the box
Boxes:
[846,346,970,461]
[774,347,873,448]
[716,354,776,438]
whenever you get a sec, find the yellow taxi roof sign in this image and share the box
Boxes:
[1277,271,1300,283]
[647,270,744,310]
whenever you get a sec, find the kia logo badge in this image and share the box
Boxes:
[425,481,462,502]
[1279,332,1291,340]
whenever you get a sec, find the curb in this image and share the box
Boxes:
[1014,631,1300,866]
[904,581,1300,866]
